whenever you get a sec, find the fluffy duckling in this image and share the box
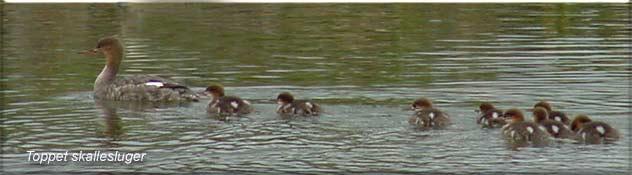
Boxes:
[204,84,253,116]
[534,101,570,125]
[501,108,550,146]
[408,98,450,129]
[532,107,574,139]
[476,102,505,128]
[571,115,620,144]
[276,92,322,116]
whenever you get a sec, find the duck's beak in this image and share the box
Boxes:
[80,48,99,55]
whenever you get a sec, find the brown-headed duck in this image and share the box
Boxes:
[276,92,322,116]
[85,37,199,101]
[571,115,620,144]
[476,102,505,128]
[408,98,450,129]
[501,108,550,146]
[532,107,575,139]
[534,101,570,125]
[204,84,253,116]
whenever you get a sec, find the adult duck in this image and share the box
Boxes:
[86,37,199,102]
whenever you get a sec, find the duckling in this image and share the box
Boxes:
[276,92,322,116]
[534,101,570,125]
[571,115,620,144]
[532,107,574,139]
[408,98,450,129]
[204,84,253,116]
[476,102,505,128]
[501,108,550,146]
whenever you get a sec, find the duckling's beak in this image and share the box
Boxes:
[402,106,414,111]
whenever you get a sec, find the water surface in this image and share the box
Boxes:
[1,3,630,174]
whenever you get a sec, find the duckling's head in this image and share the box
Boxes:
[504,108,525,123]
[411,98,433,110]
[204,84,225,98]
[277,92,294,105]
[479,102,495,114]
[571,115,592,132]
[532,107,549,123]
[533,101,552,112]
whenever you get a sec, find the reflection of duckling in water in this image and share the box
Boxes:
[276,92,322,116]
[407,98,450,129]
[532,107,575,139]
[476,102,505,128]
[501,108,550,147]
[571,115,620,144]
[203,84,253,116]
[85,37,199,102]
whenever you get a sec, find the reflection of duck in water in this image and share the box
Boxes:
[407,98,450,129]
[94,99,124,142]
[276,92,322,116]
[571,115,620,144]
[85,37,199,102]
[476,102,505,128]
[501,108,550,147]
[203,84,253,116]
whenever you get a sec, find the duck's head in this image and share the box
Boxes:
[277,92,294,105]
[478,102,495,114]
[86,37,123,57]
[504,108,525,123]
[532,107,549,123]
[204,84,225,98]
[411,98,433,110]
[533,101,552,112]
[571,115,592,132]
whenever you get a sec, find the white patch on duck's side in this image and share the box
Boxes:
[243,100,251,105]
[429,112,435,120]
[554,117,561,122]
[430,121,435,126]
[414,117,421,125]
[539,126,547,133]
[492,112,499,118]
[510,130,516,138]
[305,102,313,109]
[230,101,239,109]
[145,82,164,87]
[481,118,488,126]
[596,126,606,135]
[552,125,560,134]
[526,126,534,134]
[581,132,587,140]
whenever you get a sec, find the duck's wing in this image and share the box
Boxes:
[111,75,199,101]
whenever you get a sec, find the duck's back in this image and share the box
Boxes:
[539,120,574,139]
[409,108,450,128]
[280,100,322,116]
[97,75,199,101]
[208,96,253,115]
[478,109,505,128]
[502,122,550,145]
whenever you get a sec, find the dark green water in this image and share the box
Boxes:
[1,3,630,174]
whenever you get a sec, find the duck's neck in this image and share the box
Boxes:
[94,50,123,94]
